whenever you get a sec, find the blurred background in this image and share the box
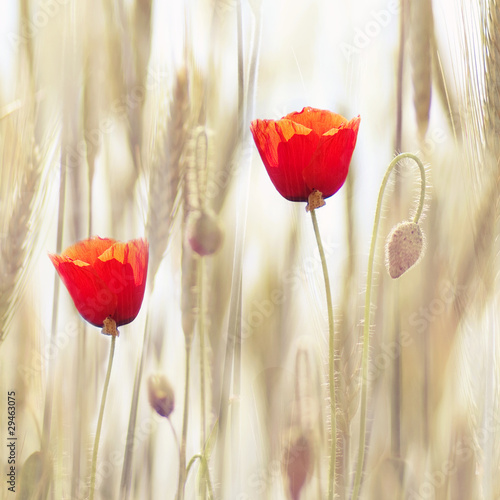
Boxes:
[1,0,499,499]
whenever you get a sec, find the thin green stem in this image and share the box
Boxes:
[199,260,207,500]
[186,454,203,478]
[185,452,215,500]
[310,209,336,500]
[176,342,192,500]
[351,152,425,500]
[119,314,150,499]
[89,335,116,500]
[201,454,215,500]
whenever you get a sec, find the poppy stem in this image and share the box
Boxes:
[309,208,337,500]
[89,335,116,500]
[351,152,426,500]
[198,259,208,500]
[176,341,192,500]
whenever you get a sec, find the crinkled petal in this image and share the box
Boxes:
[303,116,360,198]
[94,239,149,326]
[62,236,116,265]
[285,107,348,136]
[251,118,318,201]
[49,255,117,327]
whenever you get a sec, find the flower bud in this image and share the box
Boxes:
[147,374,175,418]
[385,221,425,279]
[282,431,313,500]
[186,210,223,256]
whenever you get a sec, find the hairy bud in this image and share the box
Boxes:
[386,221,425,279]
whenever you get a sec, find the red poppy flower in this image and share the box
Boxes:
[49,237,149,329]
[250,107,360,202]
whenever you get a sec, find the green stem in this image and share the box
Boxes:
[310,208,336,499]
[176,342,192,500]
[201,454,215,500]
[119,314,151,499]
[186,454,203,478]
[89,335,116,500]
[351,152,425,500]
[185,452,215,500]
[199,260,207,500]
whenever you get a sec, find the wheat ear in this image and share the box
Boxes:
[146,67,190,283]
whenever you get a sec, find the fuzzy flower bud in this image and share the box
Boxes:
[147,374,175,418]
[385,221,425,279]
[186,209,223,256]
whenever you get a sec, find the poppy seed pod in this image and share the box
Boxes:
[385,221,425,279]
[186,210,223,256]
[147,374,175,418]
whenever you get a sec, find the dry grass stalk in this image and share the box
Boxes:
[336,170,361,499]
[133,0,153,89]
[0,111,52,342]
[431,40,463,141]
[146,66,190,283]
[82,0,105,235]
[181,244,200,346]
[410,0,433,139]
[484,2,500,146]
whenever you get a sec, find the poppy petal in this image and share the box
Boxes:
[94,239,149,326]
[49,237,149,329]
[49,255,118,327]
[285,107,348,136]
[303,116,360,198]
[251,119,318,201]
[62,237,116,265]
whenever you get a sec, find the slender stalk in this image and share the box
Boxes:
[392,0,406,481]
[186,454,203,478]
[199,259,207,500]
[230,1,245,491]
[309,209,336,499]
[186,453,215,500]
[176,341,192,500]
[351,153,425,500]
[216,0,248,492]
[120,314,151,499]
[201,454,215,500]
[167,416,181,456]
[89,335,116,500]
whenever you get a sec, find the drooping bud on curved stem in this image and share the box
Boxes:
[352,152,427,500]
[386,221,425,278]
